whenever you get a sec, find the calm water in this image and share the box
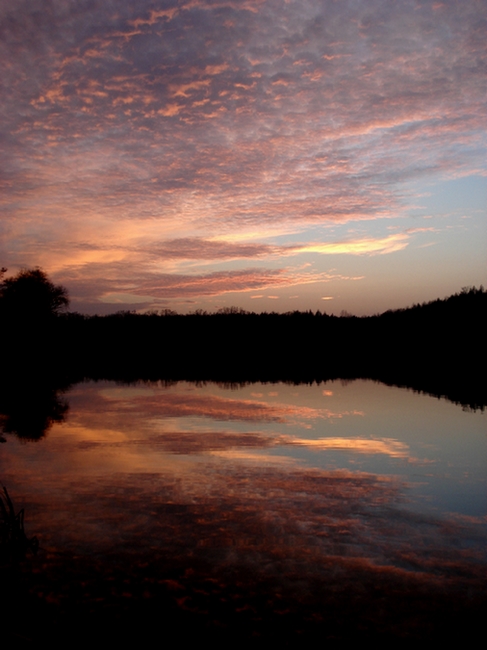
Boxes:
[1,379,486,640]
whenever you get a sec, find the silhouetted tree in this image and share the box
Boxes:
[0,267,69,321]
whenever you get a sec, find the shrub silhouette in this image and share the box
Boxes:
[0,267,69,321]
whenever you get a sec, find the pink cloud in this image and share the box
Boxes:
[1,0,485,309]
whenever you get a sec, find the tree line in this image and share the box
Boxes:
[1,267,485,410]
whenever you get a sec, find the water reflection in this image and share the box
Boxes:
[0,378,69,441]
[0,379,485,642]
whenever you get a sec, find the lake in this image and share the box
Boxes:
[1,379,486,643]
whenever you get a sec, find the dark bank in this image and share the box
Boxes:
[1,268,485,409]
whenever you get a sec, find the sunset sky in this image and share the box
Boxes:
[1,0,485,315]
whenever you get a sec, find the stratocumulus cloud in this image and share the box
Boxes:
[1,0,485,312]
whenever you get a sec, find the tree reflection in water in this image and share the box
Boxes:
[0,377,69,441]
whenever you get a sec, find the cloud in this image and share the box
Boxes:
[1,0,485,308]
[121,268,296,299]
[147,238,275,260]
[293,233,410,256]
[55,259,363,307]
[144,233,410,262]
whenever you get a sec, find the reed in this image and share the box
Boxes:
[0,485,38,564]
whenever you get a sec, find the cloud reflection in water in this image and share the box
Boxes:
[1,379,485,641]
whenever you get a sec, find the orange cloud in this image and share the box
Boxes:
[295,234,410,256]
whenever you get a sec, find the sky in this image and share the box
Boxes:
[1,0,486,315]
